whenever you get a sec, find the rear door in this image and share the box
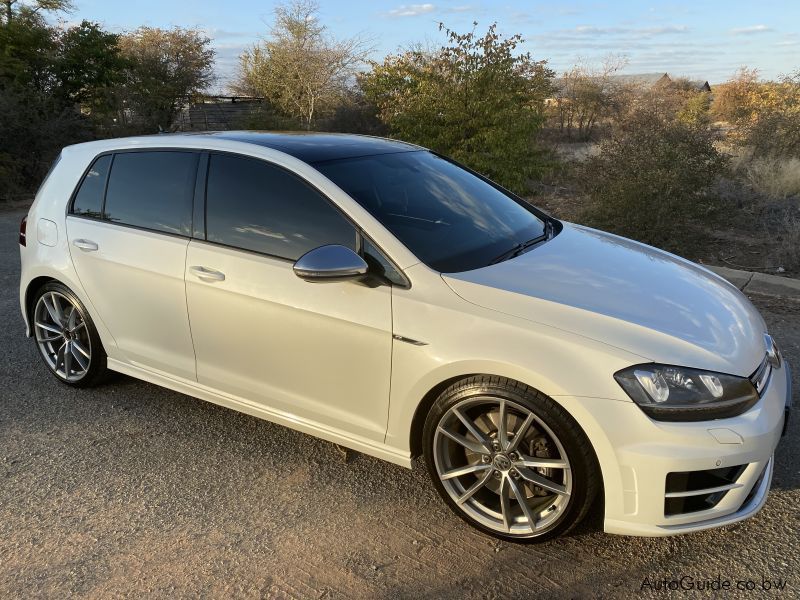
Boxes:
[66,150,199,380]
[185,153,393,441]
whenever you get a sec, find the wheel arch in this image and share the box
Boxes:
[409,374,476,459]
[22,272,116,358]
[409,371,594,459]
[24,275,59,335]
[406,370,613,519]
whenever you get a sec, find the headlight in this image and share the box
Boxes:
[614,364,759,422]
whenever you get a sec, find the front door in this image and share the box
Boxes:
[185,153,393,441]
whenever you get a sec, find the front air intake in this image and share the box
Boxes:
[664,464,747,516]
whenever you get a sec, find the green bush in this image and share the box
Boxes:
[360,23,554,195]
[580,107,727,250]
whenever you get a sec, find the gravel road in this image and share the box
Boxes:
[1,207,797,598]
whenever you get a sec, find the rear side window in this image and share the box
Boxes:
[71,155,111,218]
[104,151,198,236]
[205,153,356,260]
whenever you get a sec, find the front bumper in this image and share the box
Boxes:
[582,360,790,537]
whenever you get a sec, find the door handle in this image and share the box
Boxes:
[189,266,226,282]
[72,239,99,252]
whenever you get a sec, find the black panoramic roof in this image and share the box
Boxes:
[199,131,421,164]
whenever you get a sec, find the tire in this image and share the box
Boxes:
[31,281,107,387]
[422,375,600,542]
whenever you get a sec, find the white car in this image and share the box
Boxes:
[19,132,791,541]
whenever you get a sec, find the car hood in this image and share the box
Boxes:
[443,223,767,377]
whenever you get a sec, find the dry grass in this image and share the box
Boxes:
[737,155,800,200]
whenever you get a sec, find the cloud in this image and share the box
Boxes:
[203,28,261,40]
[387,3,436,17]
[730,25,772,35]
[568,25,689,36]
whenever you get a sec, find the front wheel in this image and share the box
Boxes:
[422,376,600,541]
[31,282,107,387]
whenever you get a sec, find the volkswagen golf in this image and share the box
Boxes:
[19,132,791,541]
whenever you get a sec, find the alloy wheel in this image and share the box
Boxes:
[433,396,573,536]
[33,291,92,382]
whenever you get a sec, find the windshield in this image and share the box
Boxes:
[315,151,547,273]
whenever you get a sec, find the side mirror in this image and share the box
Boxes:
[293,244,369,282]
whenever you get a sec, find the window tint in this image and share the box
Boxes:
[71,154,111,218]
[206,154,356,260]
[104,152,197,236]
[316,151,546,273]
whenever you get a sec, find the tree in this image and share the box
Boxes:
[0,9,57,92]
[54,20,127,109]
[676,89,712,127]
[0,8,90,199]
[711,67,762,126]
[551,56,626,140]
[360,22,554,194]
[0,89,91,198]
[713,68,800,158]
[118,26,215,132]
[234,0,369,129]
[1,0,72,24]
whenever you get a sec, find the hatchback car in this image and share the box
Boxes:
[19,132,791,541]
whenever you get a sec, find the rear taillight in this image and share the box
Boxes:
[19,216,27,246]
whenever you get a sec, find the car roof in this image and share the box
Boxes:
[185,131,423,163]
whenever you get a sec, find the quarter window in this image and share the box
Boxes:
[71,154,111,218]
[104,151,197,236]
[363,238,406,286]
[205,153,356,260]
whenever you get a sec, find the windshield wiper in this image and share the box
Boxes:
[488,222,553,266]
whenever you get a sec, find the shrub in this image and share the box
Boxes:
[360,23,554,194]
[0,88,92,199]
[740,156,800,199]
[713,68,800,157]
[745,108,800,159]
[580,106,727,250]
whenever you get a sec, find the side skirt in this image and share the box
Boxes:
[107,358,413,469]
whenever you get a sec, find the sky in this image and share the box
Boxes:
[59,0,800,93]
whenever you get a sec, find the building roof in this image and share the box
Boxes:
[197,131,421,163]
[606,73,711,91]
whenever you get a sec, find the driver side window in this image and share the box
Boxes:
[205,153,357,260]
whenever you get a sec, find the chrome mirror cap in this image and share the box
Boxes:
[293,245,369,282]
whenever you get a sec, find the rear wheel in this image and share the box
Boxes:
[32,282,107,387]
[423,376,600,541]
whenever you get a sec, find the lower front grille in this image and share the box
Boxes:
[664,464,747,516]
[739,462,769,510]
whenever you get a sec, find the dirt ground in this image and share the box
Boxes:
[1,208,798,598]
